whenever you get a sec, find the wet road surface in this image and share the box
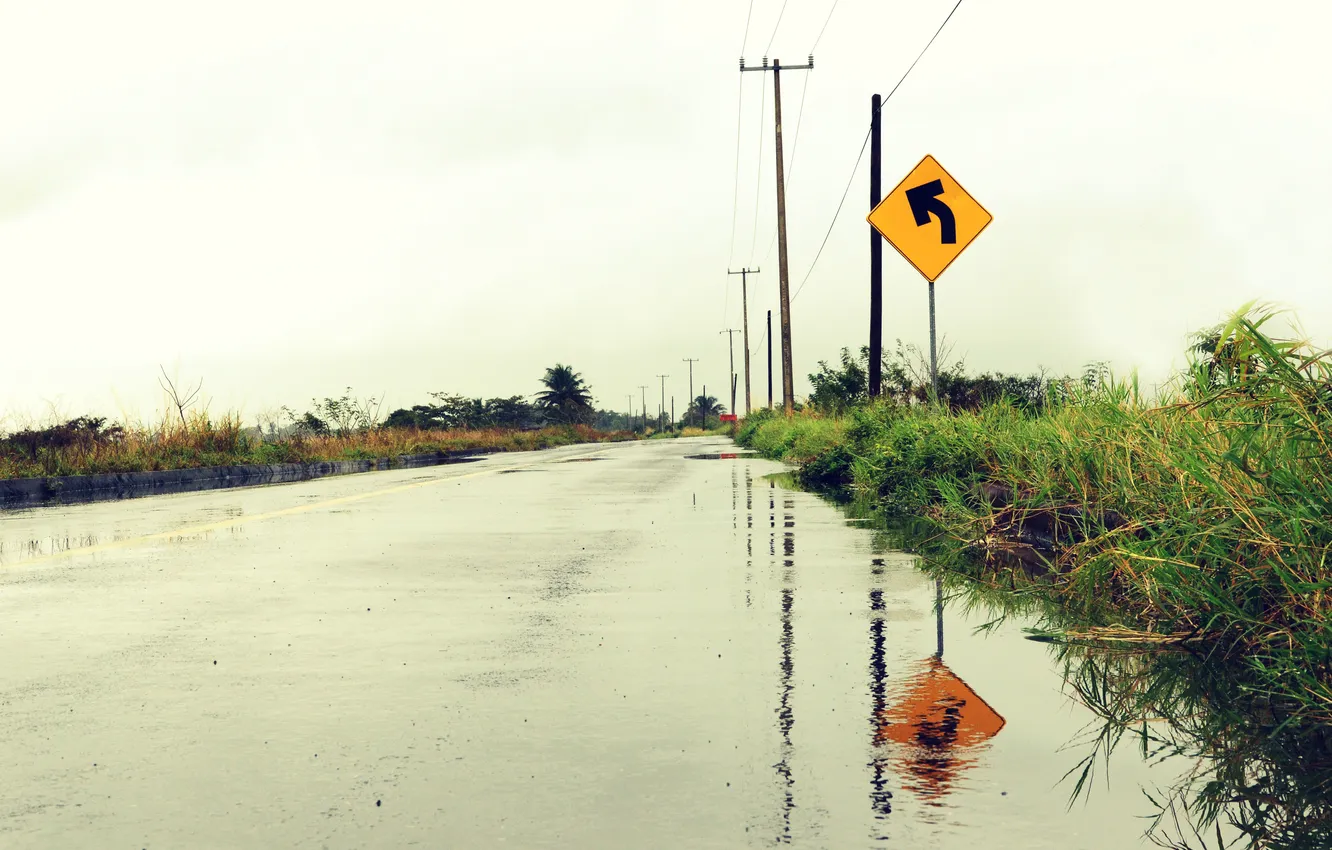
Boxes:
[2,437,1170,848]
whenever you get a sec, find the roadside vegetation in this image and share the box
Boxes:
[0,363,634,480]
[740,303,1332,847]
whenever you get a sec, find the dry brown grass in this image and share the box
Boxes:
[0,415,632,480]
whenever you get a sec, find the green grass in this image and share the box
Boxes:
[0,419,634,480]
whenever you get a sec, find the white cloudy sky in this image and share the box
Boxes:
[2,0,1330,425]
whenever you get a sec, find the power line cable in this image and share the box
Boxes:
[792,0,966,303]
[764,0,791,55]
[727,75,745,268]
[810,0,839,53]
[740,0,756,55]
[748,72,767,264]
[728,0,757,326]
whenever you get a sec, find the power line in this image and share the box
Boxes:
[748,72,767,264]
[810,0,840,53]
[792,0,966,302]
[764,0,790,55]
[727,75,745,268]
[728,0,758,324]
[740,0,756,55]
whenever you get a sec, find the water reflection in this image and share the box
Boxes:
[745,471,799,842]
[869,571,1005,811]
[774,483,796,842]
[868,587,893,825]
[1053,640,1332,850]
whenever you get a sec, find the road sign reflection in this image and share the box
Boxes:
[870,578,1005,807]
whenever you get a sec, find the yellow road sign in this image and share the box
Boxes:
[867,154,992,282]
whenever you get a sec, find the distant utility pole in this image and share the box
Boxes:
[639,385,649,433]
[682,358,700,426]
[720,329,740,416]
[671,396,675,430]
[627,394,634,431]
[727,267,759,415]
[657,375,669,432]
[869,93,883,398]
[767,310,774,409]
[742,55,813,416]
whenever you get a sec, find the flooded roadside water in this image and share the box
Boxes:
[1,440,1303,848]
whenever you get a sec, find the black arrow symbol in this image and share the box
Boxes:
[905,179,956,244]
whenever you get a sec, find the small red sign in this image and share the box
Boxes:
[719,414,737,422]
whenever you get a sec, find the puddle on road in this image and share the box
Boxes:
[3,446,1306,849]
[745,468,1317,849]
[684,451,757,460]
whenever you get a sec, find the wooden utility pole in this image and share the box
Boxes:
[656,375,669,432]
[727,268,759,415]
[682,357,700,426]
[627,394,634,432]
[741,55,812,416]
[719,329,740,416]
[869,93,883,398]
[638,385,649,432]
[767,310,773,409]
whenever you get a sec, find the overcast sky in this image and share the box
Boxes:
[2,0,1330,425]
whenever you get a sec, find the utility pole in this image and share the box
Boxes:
[682,358,700,426]
[720,328,740,416]
[671,396,675,430]
[741,55,812,416]
[767,310,774,409]
[639,385,649,433]
[627,394,634,432]
[657,374,669,432]
[869,93,883,398]
[727,268,759,415]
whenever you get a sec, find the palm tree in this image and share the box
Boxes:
[686,394,724,425]
[537,364,595,424]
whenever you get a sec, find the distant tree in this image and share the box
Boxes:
[481,395,540,430]
[685,394,724,425]
[808,349,869,414]
[536,364,595,424]
[283,388,381,437]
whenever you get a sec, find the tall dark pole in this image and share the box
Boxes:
[773,59,794,416]
[639,385,648,433]
[869,93,883,398]
[767,310,774,409]
[741,56,812,418]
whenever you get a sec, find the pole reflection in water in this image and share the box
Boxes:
[868,579,894,827]
[772,490,796,843]
[744,468,753,607]
[871,575,1006,807]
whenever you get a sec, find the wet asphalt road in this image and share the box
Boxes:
[1,437,1164,848]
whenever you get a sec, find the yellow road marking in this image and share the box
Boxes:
[6,446,613,568]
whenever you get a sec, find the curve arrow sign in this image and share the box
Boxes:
[905,179,957,244]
